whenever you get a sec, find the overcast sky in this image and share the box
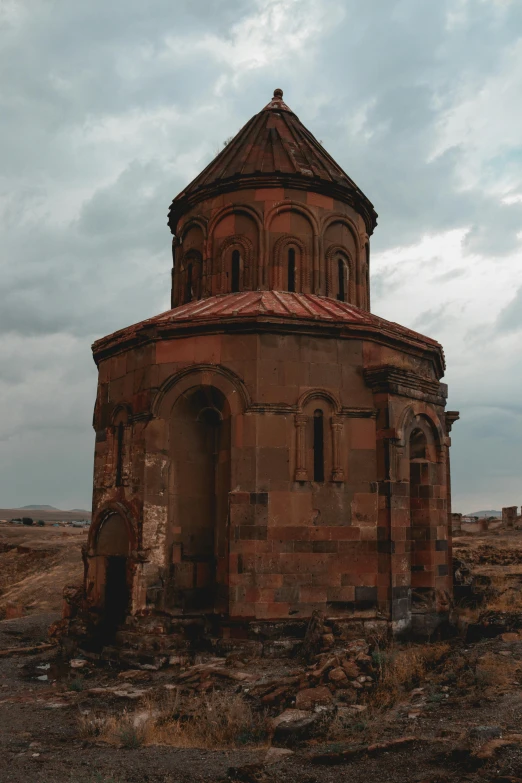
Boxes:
[1,0,521,513]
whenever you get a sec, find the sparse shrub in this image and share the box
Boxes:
[77,711,108,738]
[152,690,268,748]
[68,677,84,692]
[373,642,451,707]
[117,720,144,749]
[77,690,268,750]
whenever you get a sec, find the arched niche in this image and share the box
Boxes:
[396,406,445,457]
[322,216,359,254]
[111,406,131,488]
[172,221,206,307]
[180,249,203,303]
[209,206,260,293]
[217,234,253,294]
[153,364,250,421]
[168,385,232,613]
[406,414,444,610]
[325,244,355,303]
[323,218,360,303]
[269,210,313,289]
[294,390,344,483]
[271,234,308,292]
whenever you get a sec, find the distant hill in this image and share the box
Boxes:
[465,510,502,519]
[0,507,91,522]
[20,504,59,510]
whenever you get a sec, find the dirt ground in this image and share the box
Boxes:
[0,522,87,618]
[1,523,522,782]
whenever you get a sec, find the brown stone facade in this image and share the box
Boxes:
[81,90,459,651]
[171,188,370,310]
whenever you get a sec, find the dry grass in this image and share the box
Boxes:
[78,689,268,750]
[483,577,522,612]
[474,652,521,691]
[372,642,451,708]
[454,572,522,624]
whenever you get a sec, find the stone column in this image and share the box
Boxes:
[330,415,345,482]
[294,414,308,481]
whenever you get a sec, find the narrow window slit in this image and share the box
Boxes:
[337,258,345,302]
[288,247,296,292]
[231,250,240,292]
[313,409,324,482]
[116,422,124,487]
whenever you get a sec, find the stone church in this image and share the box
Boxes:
[81,89,459,654]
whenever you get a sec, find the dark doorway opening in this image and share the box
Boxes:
[102,556,129,641]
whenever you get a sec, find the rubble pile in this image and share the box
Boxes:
[148,633,379,749]
[164,636,376,705]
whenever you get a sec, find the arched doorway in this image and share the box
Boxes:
[95,513,131,641]
[169,386,231,613]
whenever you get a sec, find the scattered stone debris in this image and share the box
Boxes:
[0,643,54,658]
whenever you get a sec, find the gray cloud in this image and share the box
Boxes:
[432,267,467,283]
[496,286,522,333]
[0,0,521,509]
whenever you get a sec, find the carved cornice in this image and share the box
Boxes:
[93,314,445,379]
[364,366,447,406]
[169,175,377,239]
[245,402,376,418]
[247,402,295,415]
[445,410,460,433]
[339,407,377,419]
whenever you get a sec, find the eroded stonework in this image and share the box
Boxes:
[76,90,459,655]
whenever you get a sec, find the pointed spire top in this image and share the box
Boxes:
[168,88,377,236]
[263,87,293,113]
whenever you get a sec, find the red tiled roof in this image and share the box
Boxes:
[93,291,443,369]
[168,89,377,233]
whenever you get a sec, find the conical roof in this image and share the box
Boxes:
[168,89,377,234]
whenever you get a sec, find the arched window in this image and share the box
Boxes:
[184,262,193,304]
[115,421,124,487]
[313,409,324,482]
[231,250,240,293]
[288,248,296,292]
[410,428,427,460]
[337,256,347,302]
